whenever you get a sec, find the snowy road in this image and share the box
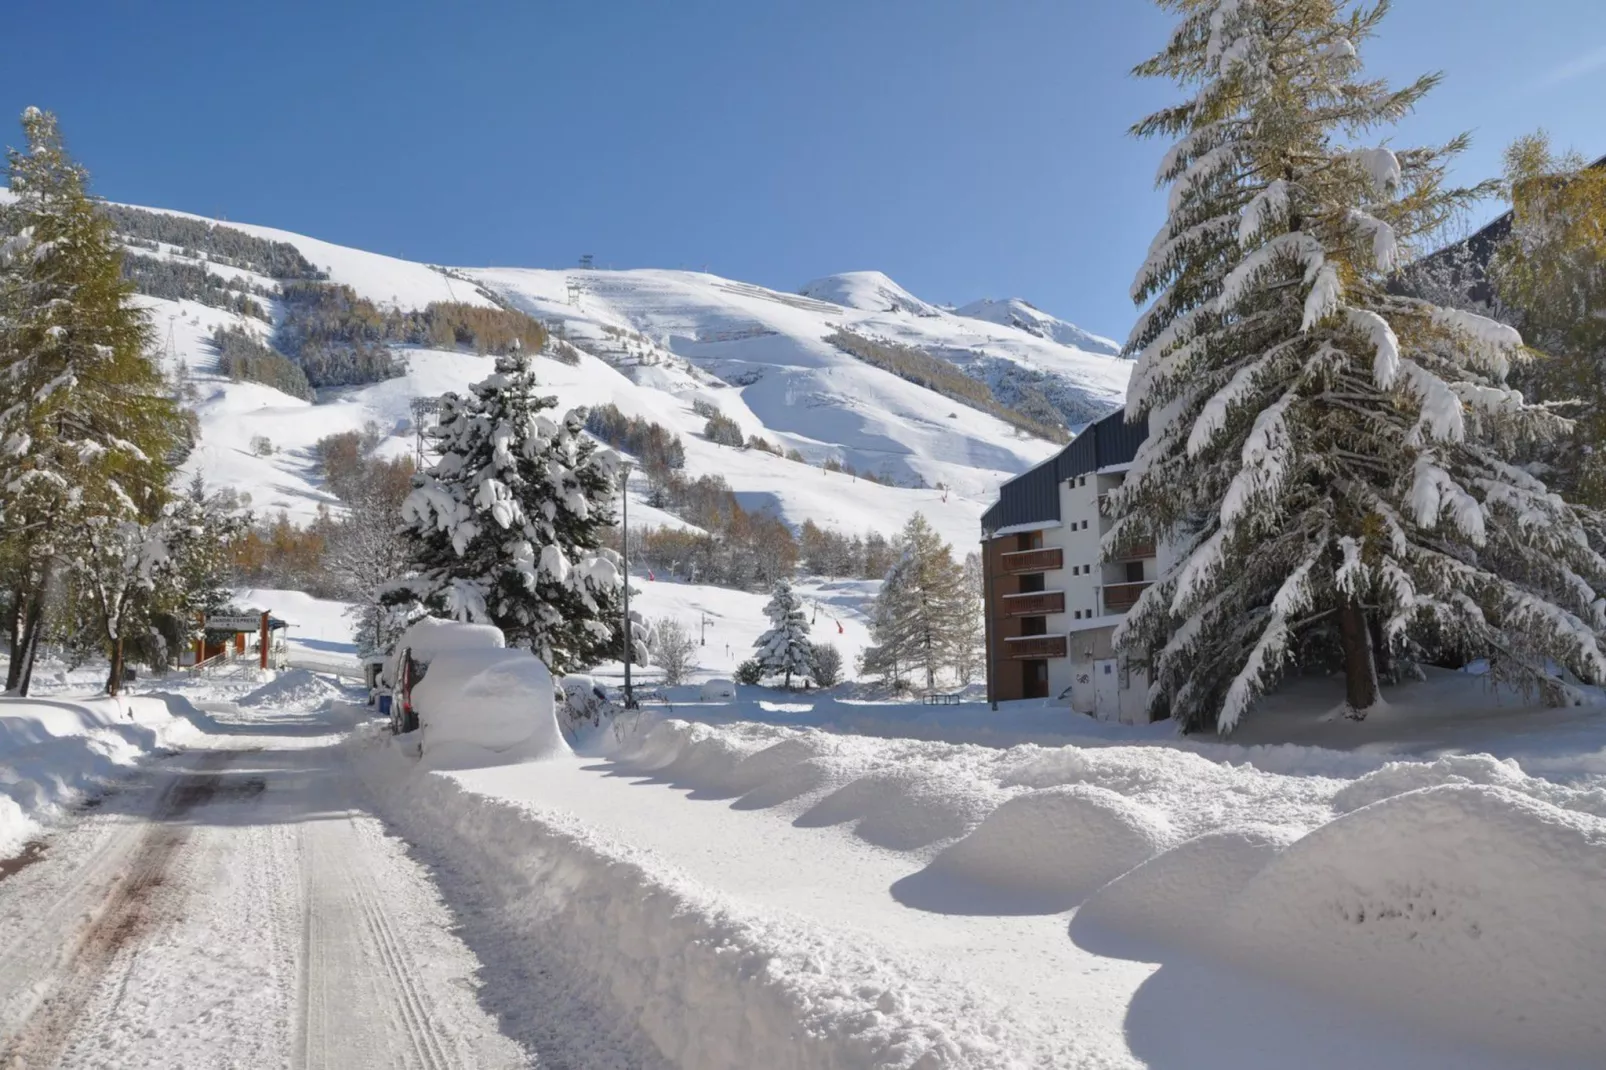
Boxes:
[0,702,531,1069]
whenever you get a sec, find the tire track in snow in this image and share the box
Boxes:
[0,755,232,1069]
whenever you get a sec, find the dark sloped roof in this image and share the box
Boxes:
[1393,153,1606,309]
[981,408,1145,533]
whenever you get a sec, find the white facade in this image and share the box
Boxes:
[992,465,1161,725]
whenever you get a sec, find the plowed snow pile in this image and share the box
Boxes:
[238,669,345,709]
[354,709,1606,1068]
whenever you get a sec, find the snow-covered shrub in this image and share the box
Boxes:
[733,659,763,686]
[557,673,620,730]
[808,642,843,687]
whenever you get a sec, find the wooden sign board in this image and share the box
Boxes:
[205,613,265,631]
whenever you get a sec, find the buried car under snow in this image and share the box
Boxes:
[384,618,563,766]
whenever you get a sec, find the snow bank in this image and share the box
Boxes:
[0,694,192,857]
[352,741,1109,1069]
[411,647,565,768]
[237,669,345,710]
[1225,784,1606,1059]
[898,785,1174,914]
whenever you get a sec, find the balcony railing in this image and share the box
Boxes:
[1000,547,1063,574]
[1001,590,1064,616]
[1004,634,1068,659]
[1109,540,1157,561]
[1102,581,1152,613]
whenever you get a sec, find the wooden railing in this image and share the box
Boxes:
[1109,540,1156,561]
[1004,634,1068,659]
[1103,581,1153,613]
[1001,590,1064,616]
[1000,547,1063,574]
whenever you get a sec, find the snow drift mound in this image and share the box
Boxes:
[1331,753,1531,812]
[1224,784,1606,1059]
[797,767,1004,851]
[895,785,1174,914]
[238,668,344,709]
[1072,825,1298,958]
[411,647,565,769]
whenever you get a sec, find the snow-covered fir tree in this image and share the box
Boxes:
[1112,0,1606,732]
[753,578,812,688]
[859,514,968,691]
[0,107,182,695]
[389,347,624,674]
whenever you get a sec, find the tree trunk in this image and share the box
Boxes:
[106,635,125,697]
[3,589,22,693]
[14,589,46,698]
[1338,599,1380,716]
[1367,611,1393,684]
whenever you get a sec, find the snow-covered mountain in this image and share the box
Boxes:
[81,200,1130,552]
[954,297,1123,356]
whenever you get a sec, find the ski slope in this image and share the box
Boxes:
[86,198,1130,549]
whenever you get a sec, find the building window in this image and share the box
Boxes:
[1073,610,1082,620]
[1019,572,1045,594]
[1126,560,1145,583]
[1020,616,1048,636]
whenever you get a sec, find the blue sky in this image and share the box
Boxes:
[2,1,1601,340]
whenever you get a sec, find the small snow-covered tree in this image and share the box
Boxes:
[389,349,624,674]
[1114,0,1606,733]
[753,578,812,688]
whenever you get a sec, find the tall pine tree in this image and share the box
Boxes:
[390,348,624,674]
[0,107,182,694]
[1112,1,1606,732]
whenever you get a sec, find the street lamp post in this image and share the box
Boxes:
[620,461,637,709]
[982,525,998,712]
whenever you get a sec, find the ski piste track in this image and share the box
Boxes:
[0,702,531,1070]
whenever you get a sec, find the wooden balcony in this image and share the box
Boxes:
[1000,547,1063,574]
[1001,590,1064,617]
[1110,540,1157,561]
[1004,634,1068,659]
[1102,581,1152,613]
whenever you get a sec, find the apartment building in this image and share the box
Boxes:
[979,409,1160,722]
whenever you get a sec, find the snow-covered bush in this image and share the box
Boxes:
[650,617,697,686]
[733,659,763,686]
[556,673,619,730]
[808,642,843,687]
